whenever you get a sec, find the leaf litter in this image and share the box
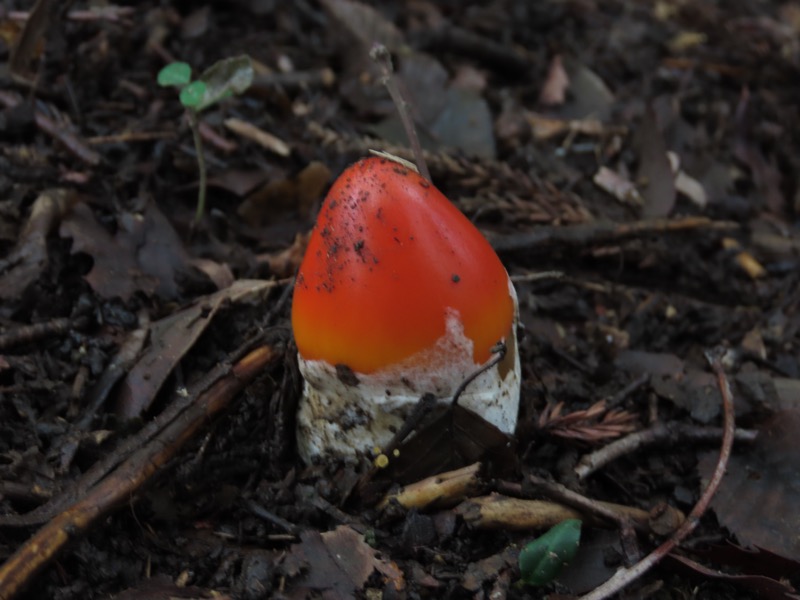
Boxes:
[1,1,800,599]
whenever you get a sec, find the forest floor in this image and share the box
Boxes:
[1,1,799,599]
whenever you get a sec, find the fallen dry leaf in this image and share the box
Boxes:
[281,525,404,599]
[555,59,614,121]
[698,409,800,562]
[539,54,570,106]
[114,279,277,418]
[238,161,331,225]
[593,166,643,206]
[666,553,799,600]
[0,188,76,301]
[59,201,192,300]
[257,232,310,278]
[320,0,405,52]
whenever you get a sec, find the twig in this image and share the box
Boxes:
[8,6,135,24]
[412,24,532,76]
[243,498,302,536]
[575,422,756,480]
[509,270,564,283]
[198,121,238,154]
[251,68,335,91]
[0,481,52,503]
[378,462,482,511]
[0,317,78,352]
[187,110,207,223]
[86,131,175,145]
[490,217,738,254]
[452,342,506,407]
[528,473,642,532]
[578,349,737,600]
[224,117,290,156]
[0,91,101,165]
[456,494,671,533]
[369,44,431,182]
[528,474,642,564]
[605,373,650,409]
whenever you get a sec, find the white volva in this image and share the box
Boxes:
[296,282,521,463]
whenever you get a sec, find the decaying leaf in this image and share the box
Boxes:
[615,350,723,423]
[60,202,193,301]
[554,59,614,122]
[593,166,643,206]
[698,409,800,562]
[320,0,405,52]
[257,231,310,278]
[0,189,76,301]
[666,553,799,600]
[461,546,518,593]
[539,54,570,107]
[187,55,254,112]
[238,161,331,225]
[377,404,518,485]
[114,279,277,418]
[281,525,404,599]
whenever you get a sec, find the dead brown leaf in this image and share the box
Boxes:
[539,54,570,106]
[114,279,277,418]
[59,202,192,300]
[320,0,405,52]
[281,525,404,599]
[257,232,310,278]
[698,409,800,562]
[0,189,77,301]
[238,161,331,225]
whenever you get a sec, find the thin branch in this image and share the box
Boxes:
[452,342,506,407]
[527,474,641,564]
[575,422,756,480]
[0,91,101,165]
[578,349,737,600]
[187,110,207,224]
[370,43,431,181]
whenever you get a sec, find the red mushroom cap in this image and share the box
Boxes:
[292,157,514,374]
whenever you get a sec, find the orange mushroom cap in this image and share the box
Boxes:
[292,157,514,374]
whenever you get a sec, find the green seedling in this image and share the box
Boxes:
[157,55,254,223]
[518,518,582,586]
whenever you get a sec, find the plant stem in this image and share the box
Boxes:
[187,109,206,223]
[370,44,431,182]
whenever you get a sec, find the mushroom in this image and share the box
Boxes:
[292,156,520,463]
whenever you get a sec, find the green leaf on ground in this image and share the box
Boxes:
[519,519,582,586]
[180,81,207,109]
[190,55,254,112]
[157,62,192,87]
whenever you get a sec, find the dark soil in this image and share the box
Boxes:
[1,1,799,599]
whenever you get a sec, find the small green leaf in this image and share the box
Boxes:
[179,81,207,109]
[518,519,582,586]
[157,62,192,87]
[191,54,254,112]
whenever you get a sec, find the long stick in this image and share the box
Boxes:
[578,349,736,600]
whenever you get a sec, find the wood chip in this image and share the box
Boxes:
[224,117,290,156]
